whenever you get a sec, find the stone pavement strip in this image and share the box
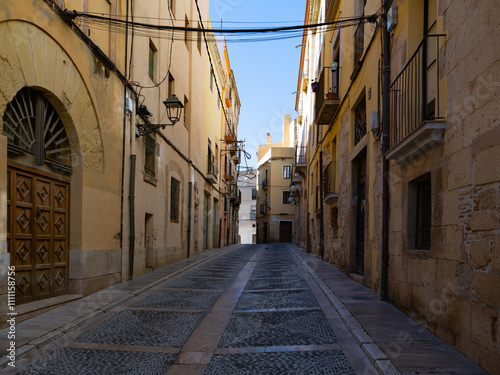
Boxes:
[1,244,489,375]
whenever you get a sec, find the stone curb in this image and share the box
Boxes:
[0,244,245,368]
[290,245,402,375]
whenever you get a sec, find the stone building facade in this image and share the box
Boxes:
[385,0,500,372]
[293,0,500,372]
[0,0,241,326]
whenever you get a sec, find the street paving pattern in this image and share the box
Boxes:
[15,245,358,375]
[17,348,175,375]
[203,351,355,375]
[217,310,338,347]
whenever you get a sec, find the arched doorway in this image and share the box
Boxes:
[3,88,72,304]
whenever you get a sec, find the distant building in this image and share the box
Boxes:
[256,116,296,243]
[238,170,257,244]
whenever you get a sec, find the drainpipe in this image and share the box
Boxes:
[380,1,391,301]
[120,0,130,277]
[319,150,325,260]
[129,154,136,279]
[187,182,192,257]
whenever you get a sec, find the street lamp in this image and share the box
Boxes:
[136,94,184,136]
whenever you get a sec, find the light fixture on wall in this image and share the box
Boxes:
[136,95,184,136]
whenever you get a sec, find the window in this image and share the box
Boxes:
[353,0,367,64]
[2,88,71,170]
[149,40,157,80]
[408,173,431,250]
[250,205,256,219]
[210,68,214,92]
[354,96,366,146]
[282,190,291,204]
[168,73,175,97]
[183,96,189,130]
[251,188,257,200]
[197,22,202,52]
[170,177,181,222]
[185,16,190,48]
[145,135,156,177]
[283,165,292,179]
[207,139,216,175]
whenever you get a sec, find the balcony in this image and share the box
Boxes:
[295,146,307,176]
[260,203,268,215]
[315,67,341,125]
[207,156,218,184]
[229,183,239,201]
[323,161,338,204]
[261,178,268,190]
[387,34,446,163]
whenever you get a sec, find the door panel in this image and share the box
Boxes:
[7,165,70,303]
[279,221,293,243]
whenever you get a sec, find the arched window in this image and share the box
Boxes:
[2,88,72,171]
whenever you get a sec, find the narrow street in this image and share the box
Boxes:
[1,244,485,375]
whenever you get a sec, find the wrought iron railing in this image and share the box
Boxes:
[315,66,340,120]
[261,178,268,189]
[296,146,307,165]
[389,34,446,149]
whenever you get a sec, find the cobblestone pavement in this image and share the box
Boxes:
[1,244,488,375]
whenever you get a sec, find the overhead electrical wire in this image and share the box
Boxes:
[65,8,381,171]
[66,10,378,44]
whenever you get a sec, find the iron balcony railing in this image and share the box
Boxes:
[389,34,446,149]
[315,66,340,125]
[261,178,268,190]
[296,146,307,165]
[229,183,238,200]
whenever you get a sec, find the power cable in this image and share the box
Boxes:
[66,10,377,34]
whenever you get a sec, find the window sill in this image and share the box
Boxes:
[143,172,158,186]
[407,249,431,259]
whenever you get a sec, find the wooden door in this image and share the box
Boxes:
[279,221,293,243]
[7,165,70,304]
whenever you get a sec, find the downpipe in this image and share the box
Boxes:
[380,1,391,301]
[129,154,136,279]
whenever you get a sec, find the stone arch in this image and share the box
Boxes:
[0,20,104,173]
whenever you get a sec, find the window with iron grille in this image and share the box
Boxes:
[170,177,180,222]
[282,191,291,205]
[354,97,366,146]
[145,135,156,177]
[415,176,431,249]
[2,88,72,171]
[408,173,431,250]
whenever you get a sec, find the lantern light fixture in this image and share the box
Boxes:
[136,94,184,136]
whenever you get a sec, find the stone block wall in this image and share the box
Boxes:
[387,1,500,373]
